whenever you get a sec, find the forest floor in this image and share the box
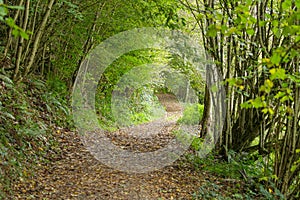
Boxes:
[12,94,245,200]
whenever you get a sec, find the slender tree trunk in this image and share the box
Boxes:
[13,0,30,81]
[21,0,55,81]
[22,0,41,64]
[3,0,24,58]
[200,85,210,137]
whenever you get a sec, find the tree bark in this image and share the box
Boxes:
[13,0,30,81]
[21,0,55,81]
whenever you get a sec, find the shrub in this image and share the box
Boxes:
[177,104,204,125]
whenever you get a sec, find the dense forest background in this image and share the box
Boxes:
[0,0,299,199]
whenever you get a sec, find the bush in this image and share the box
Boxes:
[177,104,204,125]
[187,151,285,200]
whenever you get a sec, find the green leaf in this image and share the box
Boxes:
[259,176,269,182]
[273,27,281,38]
[272,20,278,27]
[226,27,237,35]
[265,79,274,88]
[211,85,218,92]
[5,17,15,27]
[259,21,267,27]
[0,5,8,18]
[268,108,274,115]
[196,13,204,21]
[290,164,297,172]
[6,6,24,10]
[12,28,19,37]
[241,101,252,109]
[296,0,300,9]
[20,30,29,40]
[246,29,255,36]
[274,91,286,99]
[280,95,290,102]
[226,78,237,86]
[0,74,13,84]
[270,68,286,80]
[262,108,268,114]
[1,112,15,120]
[270,53,281,66]
[207,25,218,37]
[251,97,265,108]
[260,79,274,93]
[282,0,292,10]
[262,108,275,115]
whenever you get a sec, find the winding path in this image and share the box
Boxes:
[12,94,238,199]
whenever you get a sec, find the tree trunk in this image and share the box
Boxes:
[13,0,30,81]
[21,0,55,81]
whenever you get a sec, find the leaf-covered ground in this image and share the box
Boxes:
[12,94,246,199]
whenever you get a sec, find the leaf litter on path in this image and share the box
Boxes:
[12,94,245,199]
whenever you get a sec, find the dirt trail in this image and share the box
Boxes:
[12,94,225,199]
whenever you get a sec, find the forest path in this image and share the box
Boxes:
[12,94,234,199]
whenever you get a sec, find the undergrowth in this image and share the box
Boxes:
[186,150,285,200]
[0,74,71,198]
[177,103,204,125]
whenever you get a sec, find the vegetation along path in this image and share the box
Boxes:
[12,94,245,199]
[2,0,300,199]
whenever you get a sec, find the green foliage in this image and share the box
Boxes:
[2,0,298,198]
[96,50,168,127]
[114,88,166,126]
[177,104,204,125]
[0,2,29,39]
[192,181,284,200]
[172,130,203,153]
[0,75,70,198]
[46,77,69,100]
[5,17,29,39]
[192,182,240,200]
[47,0,184,85]
[172,129,195,147]
[190,137,203,152]
[188,151,284,200]
[168,54,205,94]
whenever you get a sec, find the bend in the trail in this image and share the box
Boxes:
[12,93,244,199]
